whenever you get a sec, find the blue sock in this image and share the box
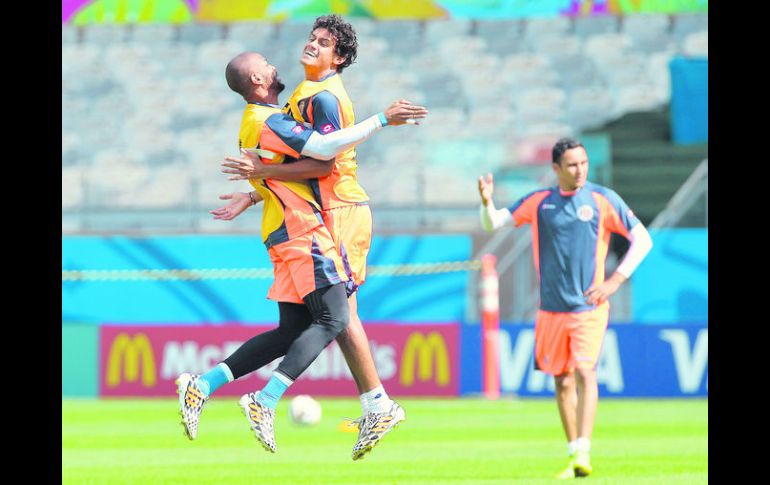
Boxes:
[255,371,293,410]
[198,363,233,396]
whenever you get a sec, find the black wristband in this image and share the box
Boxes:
[248,192,257,205]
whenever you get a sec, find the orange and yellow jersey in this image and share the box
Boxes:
[238,102,324,248]
[280,72,368,210]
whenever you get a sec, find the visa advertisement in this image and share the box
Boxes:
[461,323,708,397]
[100,323,459,397]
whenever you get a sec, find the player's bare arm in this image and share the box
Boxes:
[584,223,653,304]
[210,191,261,220]
[223,152,333,181]
[584,272,626,305]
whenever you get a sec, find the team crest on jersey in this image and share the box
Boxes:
[577,205,594,221]
[321,123,334,133]
[292,125,304,134]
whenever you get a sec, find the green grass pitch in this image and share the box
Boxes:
[62,397,707,484]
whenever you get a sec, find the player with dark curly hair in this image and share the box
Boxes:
[307,13,358,73]
[221,14,422,461]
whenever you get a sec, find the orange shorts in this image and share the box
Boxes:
[266,225,349,304]
[534,302,610,376]
[322,204,372,291]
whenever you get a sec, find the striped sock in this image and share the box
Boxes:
[255,371,294,410]
[198,363,234,396]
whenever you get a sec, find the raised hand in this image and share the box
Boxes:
[478,172,494,206]
[383,99,429,126]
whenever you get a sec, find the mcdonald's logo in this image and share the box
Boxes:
[400,332,451,387]
[106,333,157,388]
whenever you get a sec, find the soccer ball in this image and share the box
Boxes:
[288,395,322,426]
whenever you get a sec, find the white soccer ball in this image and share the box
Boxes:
[288,395,322,426]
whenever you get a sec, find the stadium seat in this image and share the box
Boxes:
[275,20,318,43]
[573,14,620,38]
[81,24,129,44]
[682,31,708,57]
[226,20,277,46]
[62,166,85,210]
[611,83,664,117]
[424,18,473,40]
[594,52,650,85]
[623,13,670,35]
[178,22,225,44]
[196,39,248,75]
[529,34,582,60]
[523,16,572,41]
[501,52,555,87]
[566,86,614,131]
[671,13,708,43]
[62,24,78,44]
[474,19,526,56]
[622,12,671,52]
[646,51,674,102]
[130,23,177,43]
[584,32,632,59]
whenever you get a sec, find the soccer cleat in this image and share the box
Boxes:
[176,373,208,440]
[555,458,576,480]
[351,401,406,461]
[239,392,277,453]
[574,450,592,477]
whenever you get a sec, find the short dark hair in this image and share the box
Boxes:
[552,137,584,165]
[312,14,358,73]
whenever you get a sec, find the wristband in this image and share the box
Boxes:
[248,192,257,206]
[377,112,388,126]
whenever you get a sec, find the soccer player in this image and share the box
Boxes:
[178,51,425,454]
[176,52,355,454]
[478,137,653,479]
[220,15,423,460]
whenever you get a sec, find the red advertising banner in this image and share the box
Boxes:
[100,324,459,397]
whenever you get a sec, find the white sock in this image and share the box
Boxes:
[359,386,392,414]
[567,440,578,457]
[576,437,591,453]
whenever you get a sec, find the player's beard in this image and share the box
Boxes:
[272,75,286,94]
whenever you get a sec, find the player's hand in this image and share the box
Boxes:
[210,192,253,220]
[584,273,626,305]
[222,149,272,180]
[383,99,429,126]
[478,172,494,205]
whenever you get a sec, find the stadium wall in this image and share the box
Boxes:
[62,231,707,397]
[63,321,707,398]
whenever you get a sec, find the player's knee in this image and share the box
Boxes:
[326,300,349,334]
[554,372,575,391]
[574,366,597,383]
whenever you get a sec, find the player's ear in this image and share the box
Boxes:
[333,55,346,67]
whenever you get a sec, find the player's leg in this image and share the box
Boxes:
[175,251,309,441]
[325,204,405,459]
[534,310,578,479]
[240,228,350,452]
[568,302,610,477]
[554,371,578,479]
[240,282,349,452]
[326,205,394,406]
